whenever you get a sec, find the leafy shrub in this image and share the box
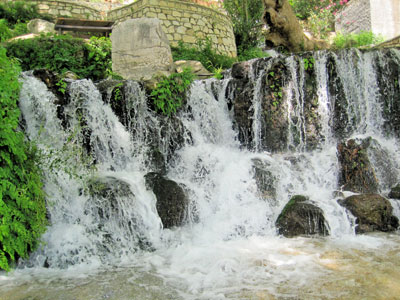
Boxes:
[0,47,47,271]
[151,67,195,116]
[171,39,236,72]
[0,18,29,42]
[0,1,50,25]
[5,34,112,81]
[237,46,269,62]
[333,31,384,49]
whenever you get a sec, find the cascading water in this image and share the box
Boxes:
[1,49,400,299]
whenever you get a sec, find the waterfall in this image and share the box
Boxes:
[3,49,400,299]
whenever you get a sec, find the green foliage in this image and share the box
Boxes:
[237,46,269,61]
[5,34,112,81]
[0,1,48,25]
[0,18,29,42]
[151,68,195,117]
[308,9,334,39]
[56,78,67,94]
[333,31,384,49]
[171,39,236,72]
[303,57,315,71]
[223,0,264,54]
[0,47,47,271]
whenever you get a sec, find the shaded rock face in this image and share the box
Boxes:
[229,56,321,153]
[337,138,379,193]
[145,172,188,228]
[85,176,153,251]
[111,18,173,81]
[389,184,400,199]
[339,194,399,233]
[276,195,329,237]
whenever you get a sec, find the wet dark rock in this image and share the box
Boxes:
[326,54,353,139]
[85,176,153,251]
[389,184,400,199]
[375,49,400,137]
[338,194,399,233]
[145,172,188,228]
[337,138,379,193]
[231,61,252,80]
[251,158,276,201]
[276,195,329,237]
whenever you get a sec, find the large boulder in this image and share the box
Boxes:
[145,172,188,228]
[337,138,379,193]
[338,194,399,233]
[27,19,55,34]
[275,195,329,237]
[111,18,173,81]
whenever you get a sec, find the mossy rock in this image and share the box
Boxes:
[388,184,400,199]
[276,195,329,237]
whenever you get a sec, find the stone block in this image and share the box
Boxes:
[111,18,173,81]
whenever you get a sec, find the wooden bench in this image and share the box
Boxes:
[55,18,114,37]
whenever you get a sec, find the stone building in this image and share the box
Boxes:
[335,0,400,40]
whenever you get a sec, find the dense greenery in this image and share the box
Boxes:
[171,39,236,72]
[0,47,47,271]
[333,31,384,49]
[222,0,264,56]
[0,1,50,42]
[151,67,195,116]
[5,35,112,81]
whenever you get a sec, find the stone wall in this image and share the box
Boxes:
[107,0,237,57]
[24,0,106,20]
[335,0,400,40]
[335,0,371,34]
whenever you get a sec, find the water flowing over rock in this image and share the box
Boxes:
[337,138,379,193]
[145,172,188,228]
[111,18,173,81]
[275,195,329,237]
[12,48,400,298]
[339,194,399,233]
[389,184,400,199]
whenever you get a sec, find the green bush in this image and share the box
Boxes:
[5,34,112,81]
[171,39,236,72]
[237,46,269,62]
[333,31,384,49]
[0,1,49,25]
[151,67,195,117]
[0,18,29,42]
[0,47,47,271]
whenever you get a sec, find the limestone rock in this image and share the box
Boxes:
[276,195,329,237]
[27,19,55,34]
[145,172,188,228]
[338,194,399,233]
[337,138,379,193]
[174,60,213,79]
[111,18,173,81]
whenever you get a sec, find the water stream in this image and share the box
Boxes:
[1,49,400,299]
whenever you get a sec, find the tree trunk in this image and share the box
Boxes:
[262,0,328,52]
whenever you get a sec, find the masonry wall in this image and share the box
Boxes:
[107,0,237,57]
[25,0,106,20]
[335,0,371,34]
[335,0,400,40]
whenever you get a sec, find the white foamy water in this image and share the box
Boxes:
[2,49,400,299]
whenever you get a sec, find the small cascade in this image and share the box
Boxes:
[5,48,400,299]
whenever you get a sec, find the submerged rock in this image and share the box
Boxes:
[337,138,379,193]
[145,172,188,228]
[389,184,400,199]
[339,194,399,234]
[275,195,329,237]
